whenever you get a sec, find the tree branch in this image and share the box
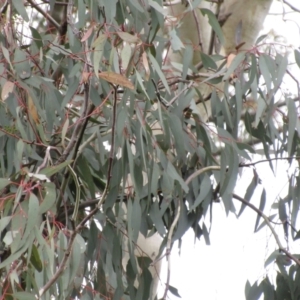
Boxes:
[27,0,61,31]
[163,165,221,298]
[232,193,300,267]
[282,0,300,13]
[239,156,300,167]
[192,9,203,52]
[39,86,118,297]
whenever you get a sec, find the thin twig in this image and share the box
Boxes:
[39,87,118,298]
[98,87,118,208]
[168,81,194,106]
[0,126,46,147]
[239,156,300,167]
[207,1,223,57]
[163,165,221,298]
[163,196,181,300]
[282,0,300,13]
[232,193,300,266]
[55,10,94,213]
[27,0,61,31]
[55,88,93,212]
[286,69,300,101]
[66,0,80,37]
[192,9,203,52]
[54,89,89,166]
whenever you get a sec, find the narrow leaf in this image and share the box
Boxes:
[30,244,43,272]
[117,32,141,44]
[98,71,134,90]
[200,8,224,45]
[254,189,266,232]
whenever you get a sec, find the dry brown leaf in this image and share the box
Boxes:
[1,81,14,101]
[28,93,40,124]
[98,71,134,90]
[82,72,90,83]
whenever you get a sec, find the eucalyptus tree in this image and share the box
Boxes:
[0,0,299,300]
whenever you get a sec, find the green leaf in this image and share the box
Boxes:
[149,0,166,15]
[166,161,188,193]
[168,113,186,160]
[12,0,29,21]
[238,173,259,217]
[13,292,36,300]
[0,178,10,190]
[93,34,107,77]
[0,216,11,235]
[39,183,56,214]
[30,244,43,272]
[287,99,297,156]
[0,243,28,268]
[14,49,31,79]
[254,189,266,232]
[69,234,83,283]
[256,214,276,233]
[117,31,141,44]
[1,44,13,71]
[148,52,170,94]
[275,53,288,88]
[39,160,73,177]
[168,284,182,298]
[200,52,218,70]
[150,201,166,236]
[189,174,211,210]
[169,29,185,51]
[254,97,266,128]
[246,281,263,300]
[219,144,239,197]
[22,193,40,241]
[294,49,300,68]
[278,199,287,223]
[223,52,246,80]
[200,8,224,45]
[182,45,193,79]
[259,55,272,92]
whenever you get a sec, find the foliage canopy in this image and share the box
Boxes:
[0,0,300,299]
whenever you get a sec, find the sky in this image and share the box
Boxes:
[157,1,300,299]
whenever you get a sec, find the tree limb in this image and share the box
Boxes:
[39,86,118,298]
[27,0,61,31]
[232,193,300,267]
[282,0,300,13]
[163,165,221,298]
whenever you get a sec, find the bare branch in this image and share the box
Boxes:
[232,193,300,267]
[163,165,221,298]
[239,156,300,167]
[27,0,61,31]
[39,86,118,297]
[192,9,203,52]
[282,0,300,13]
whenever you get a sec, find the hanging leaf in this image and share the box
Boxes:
[1,81,14,101]
[12,0,29,22]
[92,33,107,77]
[201,8,224,45]
[98,71,134,90]
[30,244,43,272]
[27,93,40,124]
[117,32,141,44]
[254,189,266,232]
